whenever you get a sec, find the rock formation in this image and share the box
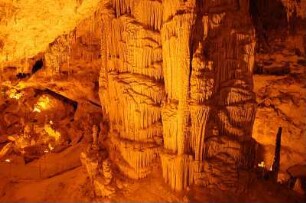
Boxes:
[99,0,257,191]
[0,0,102,65]
[0,0,306,202]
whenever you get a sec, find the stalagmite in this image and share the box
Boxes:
[271,127,282,182]
[160,153,194,191]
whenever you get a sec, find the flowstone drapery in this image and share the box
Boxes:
[99,0,257,191]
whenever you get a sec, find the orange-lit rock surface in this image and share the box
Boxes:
[0,0,305,202]
[0,0,102,65]
[98,0,257,192]
[253,30,306,180]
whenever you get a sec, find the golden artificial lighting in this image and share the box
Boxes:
[5,159,11,163]
[258,161,265,168]
[33,106,41,113]
[36,95,51,110]
[48,143,54,151]
[8,89,22,100]
[21,149,25,155]
[33,95,51,112]
[44,124,61,142]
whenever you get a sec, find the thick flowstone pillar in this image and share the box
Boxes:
[99,0,257,191]
[160,0,257,191]
[99,0,164,179]
[159,0,197,191]
[192,0,257,190]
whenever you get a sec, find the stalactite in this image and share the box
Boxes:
[190,105,210,161]
[161,102,179,153]
[134,0,163,31]
[160,153,194,191]
[159,0,197,191]
[226,103,256,127]
[111,0,134,17]
[109,133,160,179]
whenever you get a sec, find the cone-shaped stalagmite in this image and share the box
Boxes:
[271,127,282,182]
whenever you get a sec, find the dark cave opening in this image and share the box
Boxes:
[249,0,288,31]
[16,72,30,79]
[249,0,289,53]
[32,59,44,74]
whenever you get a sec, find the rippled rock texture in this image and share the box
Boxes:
[99,0,257,191]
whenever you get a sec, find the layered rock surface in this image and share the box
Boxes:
[0,0,102,65]
[253,33,306,179]
[99,0,257,191]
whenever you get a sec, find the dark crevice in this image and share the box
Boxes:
[249,0,290,52]
[16,73,30,79]
[189,1,205,97]
[88,100,101,108]
[32,59,44,74]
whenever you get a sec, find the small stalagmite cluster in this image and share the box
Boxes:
[99,0,257,191]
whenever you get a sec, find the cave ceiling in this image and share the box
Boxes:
[0,0,101,65]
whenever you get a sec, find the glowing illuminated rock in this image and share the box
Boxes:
[98,0,257,191]
[80,151,99,181]
[0,143,13,160]
[99,0,164,180]
[7,89,22,100]
[0,0,102,65]
[44,124,61,142]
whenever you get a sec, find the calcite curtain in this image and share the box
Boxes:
[99,0,256,191]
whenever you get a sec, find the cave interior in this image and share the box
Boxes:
[0,0,305,202]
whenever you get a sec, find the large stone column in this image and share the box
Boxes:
[192,0,257,191]
[99,0,164,179]
[99,0,257,191]
[159,0,197,191]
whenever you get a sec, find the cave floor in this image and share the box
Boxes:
[0,167,87,202]
[0,154,304,203]
[0,165,183,202]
